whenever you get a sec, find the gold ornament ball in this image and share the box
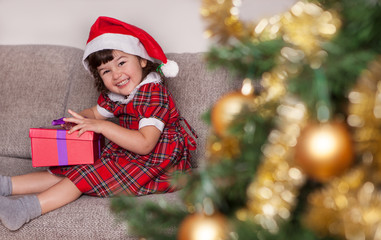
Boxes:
[294,121,354,182]
[177,213,229,240]
[211,91,254,136]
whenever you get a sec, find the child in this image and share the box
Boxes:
[0,16,197,231]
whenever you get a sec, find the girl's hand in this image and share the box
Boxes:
[64,109,104,137]
[61,122,76,130]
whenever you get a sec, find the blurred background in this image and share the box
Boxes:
[0,0,296,53]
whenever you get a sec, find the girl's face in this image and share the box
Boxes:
[97,50,147,96]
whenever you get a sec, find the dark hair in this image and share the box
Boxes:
[85,49,163,93]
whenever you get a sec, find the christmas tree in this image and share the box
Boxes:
[111,0,381,239]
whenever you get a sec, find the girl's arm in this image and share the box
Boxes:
[78,106,106,120]
[97,120,161,155]
[64,109,161,155]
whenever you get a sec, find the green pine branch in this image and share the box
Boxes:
[205,38,285,79]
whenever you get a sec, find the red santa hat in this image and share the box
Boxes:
[83,16,179,77]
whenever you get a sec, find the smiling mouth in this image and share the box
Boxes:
[117,79,129,87]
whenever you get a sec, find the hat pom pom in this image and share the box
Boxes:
[161,60,179,78]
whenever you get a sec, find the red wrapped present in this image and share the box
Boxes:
[29,128,104,167]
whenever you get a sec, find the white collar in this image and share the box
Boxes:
[107,72,162,104]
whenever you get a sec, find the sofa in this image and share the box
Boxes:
[0,44,237,239]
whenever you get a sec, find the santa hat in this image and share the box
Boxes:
[83,16,178,77]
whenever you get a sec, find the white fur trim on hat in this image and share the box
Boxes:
[83,33,155,70]
[160,60,179,78]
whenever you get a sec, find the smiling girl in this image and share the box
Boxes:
[0,16,197,231]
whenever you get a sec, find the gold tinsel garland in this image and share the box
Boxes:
[238,95,308,233]
[200,0,255,43]
[348,57,381,178]
[201,0,341,65]
[303,57,381,239]
[199,0,381,239]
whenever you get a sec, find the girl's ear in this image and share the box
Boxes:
[140,58,148,68]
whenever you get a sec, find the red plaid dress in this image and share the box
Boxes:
[49,73,197,197]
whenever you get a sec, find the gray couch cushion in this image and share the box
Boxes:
[165,53,238,167]
[0,45,90,159]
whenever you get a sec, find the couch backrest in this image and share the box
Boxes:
[0,45,238,167]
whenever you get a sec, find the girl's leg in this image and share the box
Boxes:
[11,171,65,195]
[0,177,82,231]
[37,177,82,214]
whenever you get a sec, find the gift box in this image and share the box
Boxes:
[29,128,104,167]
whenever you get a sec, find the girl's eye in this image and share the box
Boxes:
[101,70,110,75]
[118,61,126,67]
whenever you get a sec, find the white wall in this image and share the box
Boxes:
[0,0,296,53]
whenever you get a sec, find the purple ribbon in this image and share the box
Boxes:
[52,117,65,126]
[98,138,102,159]
[56,130,68,165]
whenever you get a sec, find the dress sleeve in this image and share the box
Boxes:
[97,93,115,118]
[133,83,169,131]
